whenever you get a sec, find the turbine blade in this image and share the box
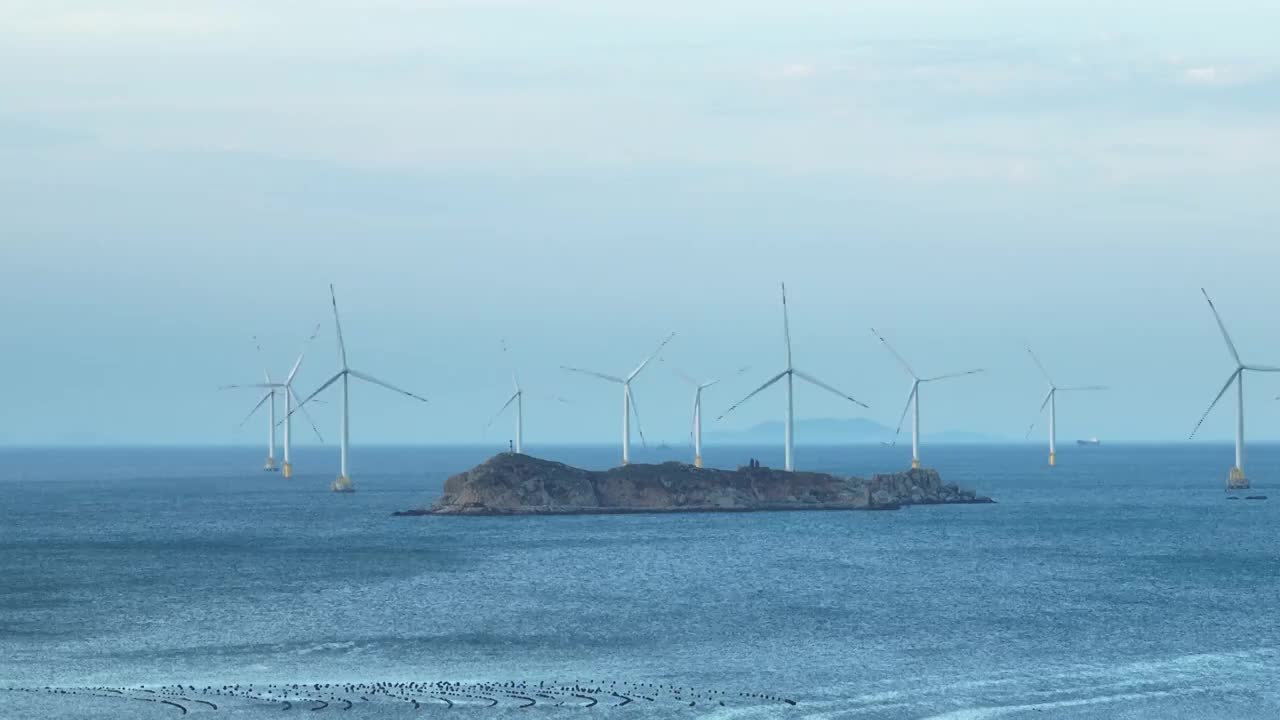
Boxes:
[717,370,787,420]
[628,386,647,448]
[284,322,322,386]
[512,370,521,392]
[1201,288,1242,366]
[562,366,624,384]
[1058,385,1108,391]
[1026,346,1054,386]
[893,384,916,438]
[871,328,917,378]
[699,378,720,389]
[922,369,984,382]
[1244,365,1280,372]
[238,391,272,428]
[292,371,344,414]
[628,332,676,381]
[349,369,429,403]
[330,284,349,369]
[781,282,793,369]
[1025,390,1053,439]
[1190,370,1240,439]
[672,368,699,387]
[289,385,325,443]
[484,391,520,430]
[218,383,279,390]
[793,369,870,409]
[252,335,274,385]
[285,352,305,386]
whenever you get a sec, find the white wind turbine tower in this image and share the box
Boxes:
[1025,346,1106,467]
[292,285,430,492]
[718,283,868,472]
[220,326,325,478]
[1190,288,1280,490]
[562,332,675,466]
[872,329,983,470]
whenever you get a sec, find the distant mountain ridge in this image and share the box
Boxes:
[706,418,1007,444]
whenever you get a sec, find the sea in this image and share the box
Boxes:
[1,443,1278,719]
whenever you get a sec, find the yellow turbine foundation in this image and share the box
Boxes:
[1228,466,1249,490]
[695,456,703,468]
[282,463,293,479]
[911,458,921,470]
[331,475,354,493]
[1049,452,1056,467]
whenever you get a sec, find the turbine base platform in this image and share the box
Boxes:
[282,462,293,479]
[263,459,279,472]
[1048,452,1056,467]
[1228,467,1249,490]
[332,475,355,493]
[911,458,921,470]
[694,456,703,468]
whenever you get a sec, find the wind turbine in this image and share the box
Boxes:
[872,329,982,470]
[486,372,524,454]
[1025,346,1105,467]
[562,332,675,466]
[676,372,719,468]
[1191,288,1280,490]
[293,284,430,492]
[221,327,325,478]
[221,336,283,472]
[235,366,279,472]
[673,365,748,468]
[718,283,868,472]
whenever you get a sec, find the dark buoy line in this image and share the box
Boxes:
[5,678,797,713]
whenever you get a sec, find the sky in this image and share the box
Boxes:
[2,0,1280,448]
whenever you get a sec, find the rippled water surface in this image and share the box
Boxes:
[2,443,1278,718]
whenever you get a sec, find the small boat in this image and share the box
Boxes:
[1076,437,1100,446]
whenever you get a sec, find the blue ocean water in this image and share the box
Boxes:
[1,443,1278,719]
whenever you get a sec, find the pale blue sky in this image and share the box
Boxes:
[2,1,1279,446]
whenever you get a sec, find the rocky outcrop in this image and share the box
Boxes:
[866,467,988,507]
[396,454,993,516]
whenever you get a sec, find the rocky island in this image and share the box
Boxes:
[395,453,993,516]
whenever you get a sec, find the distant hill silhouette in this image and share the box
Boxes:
[706,418,1006,444]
